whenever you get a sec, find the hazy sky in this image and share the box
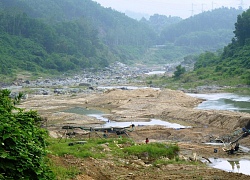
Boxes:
[93,0,250,19]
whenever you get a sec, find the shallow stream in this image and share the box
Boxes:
[63,107,190,129]
[187,93,250,113]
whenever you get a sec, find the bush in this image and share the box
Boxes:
[0,89,55,179]
[173,65,186,79]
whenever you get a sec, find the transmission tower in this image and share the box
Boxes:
[239,0,244,9]
[212,2,217,10]
[190,3,196,16]
[201,4,205,12]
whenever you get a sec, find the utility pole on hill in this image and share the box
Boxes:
[190,3,196,16]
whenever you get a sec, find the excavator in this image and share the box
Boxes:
[221,127,250,154]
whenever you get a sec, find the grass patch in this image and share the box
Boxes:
[47,137,135,159]
[48,138,105,158]
[49,162,80,180]
[123,142,179,160]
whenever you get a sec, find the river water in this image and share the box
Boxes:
[188,92,250,175]
[63,107,190,129]
[187,93,250,113]
[89,114,190,129]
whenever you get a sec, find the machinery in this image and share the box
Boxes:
[222,127,250,154]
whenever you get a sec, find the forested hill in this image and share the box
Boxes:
[0,0,246,80]
[1,0,156,47]
[190,8,250,85]
[0,0,157,77]
[159,7,243,51]
[136,7,243,65]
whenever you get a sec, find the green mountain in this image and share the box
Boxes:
[140,14,182,35]
[138,8,244,64]
[0,0,246,80]
[159,7,243,51]
[188,8,250,86]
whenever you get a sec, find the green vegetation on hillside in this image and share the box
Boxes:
[0,0,247,82]
[0,10,116,76]
[140,14,182,34]
[0,0,158,78]
[140,7,243,63]
[160,7,243,51]
[191,8,250,86]
[146,8,250,89]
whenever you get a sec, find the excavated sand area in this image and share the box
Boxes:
[85,88,250,130]
[19,88,250,179]
[19,88,250,147]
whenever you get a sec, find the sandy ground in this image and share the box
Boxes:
[18,88,250,179]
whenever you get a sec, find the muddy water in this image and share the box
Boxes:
[187,93,250,113]
[90,114,190,129]
[63,107,190,129]
[63,107,102,115]
[205,158,250,175]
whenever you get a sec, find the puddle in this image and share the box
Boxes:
[97,86,160,90]
[90,114,190,129]
[202,143,250,175]
[205,158,250,175]
[63,107,103,115]
[63,107,190,129]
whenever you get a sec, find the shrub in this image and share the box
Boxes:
[0,89,55,179]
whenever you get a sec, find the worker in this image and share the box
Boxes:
[234,142,239,151]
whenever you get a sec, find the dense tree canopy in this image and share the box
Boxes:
[160,7,243,50]
[192,8,250,85]
[0,9,115,74]
[140,14,182,34]
[0,0,247,78]
[0,0,158,76]
[234,9,250,46]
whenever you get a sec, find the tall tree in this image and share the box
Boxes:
[234,8,250,46]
